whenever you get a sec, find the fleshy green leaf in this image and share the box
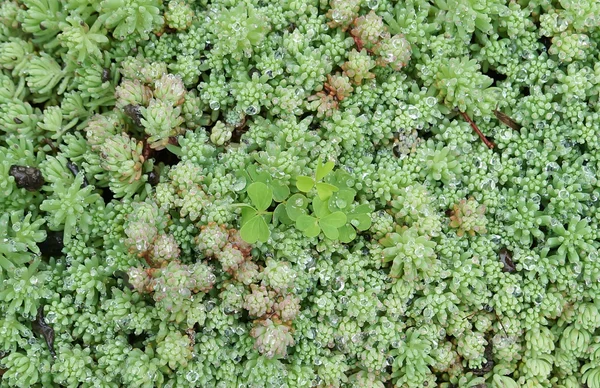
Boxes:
[0,255,17,272]
[240,215,270,243]
[286,194,309,221]
[316,160,335,181]
[316,182,339,200]
[233,174,248,191]
[296,176,314,192]
[247,182,272,212]
[165,143,183,157]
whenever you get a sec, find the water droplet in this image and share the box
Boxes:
[246,106,258,115]
[335,198,347,208]
[407,106,420,119]
[232,176,246,191]
[425,96,437,107]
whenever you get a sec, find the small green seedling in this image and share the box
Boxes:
[296,159,339,200]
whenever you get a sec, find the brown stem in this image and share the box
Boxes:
[459,111,495,149]
[493,109,521,131]
[42,138,59,154]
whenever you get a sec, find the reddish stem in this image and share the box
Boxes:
[353,35,364,52]
[142,138,153,161]
[459,111,495,149]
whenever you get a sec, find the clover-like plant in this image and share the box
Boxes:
[237,182,273,243]
[296,159,339,200]
[238,164,290,202]
[237,162,372,243]
[279,193,308,226]
[326,170,372,242]
[295,196,347,239]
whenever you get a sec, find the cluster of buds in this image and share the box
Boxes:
[350,11,386,51]
[243,259,301,358]
[349,11,412,71]
[195,222,252,273]
[127,261,216,314]
[328,6,411,74]
[85,113,151,192]
[115,65,188,151]
[196,224,300,358]
[326,0,362,31]
[123,200,178,267]
[316,8,411,117]
[449,197,488,237]
[250,318,295,359]
[307,74,354,117]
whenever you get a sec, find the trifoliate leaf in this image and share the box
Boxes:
[286,194,308,221]
[240,214,270,243]
[271,181,290,202]
[316,182,338,200]
[312,196,331,218]
[319,211,346,240]
[320,211,347,229]
[245,165,261,182]
[247,182,272,212]
[349,213,372,231]
[296,176,314,192]
[328,188,356,211]
[240,205,258,225]
[320,223,339,239]
[348,204,372,231]
[274,203,292,225]
[296,214,320,237]
[327,169,353,189]
[338,224,357,243]
[316,160,335,181]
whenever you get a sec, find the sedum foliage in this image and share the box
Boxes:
[2,0,600,387]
